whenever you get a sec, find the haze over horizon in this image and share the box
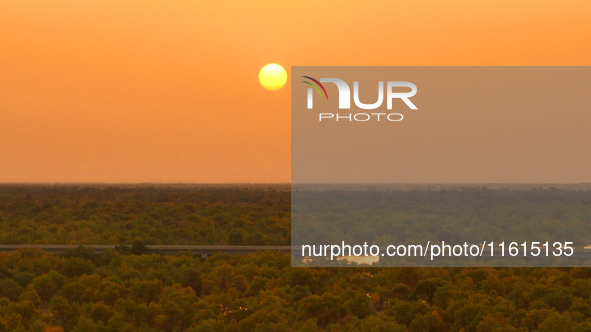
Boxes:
[2,183,591,188]
[1,0,590,183]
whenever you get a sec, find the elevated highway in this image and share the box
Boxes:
[0,244,292,258]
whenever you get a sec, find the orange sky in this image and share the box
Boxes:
[1,0,590,183]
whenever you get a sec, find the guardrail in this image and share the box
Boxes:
[2,245,591,260]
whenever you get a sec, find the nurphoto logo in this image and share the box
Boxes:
[302,76,417,121]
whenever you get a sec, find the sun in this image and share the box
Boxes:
[259,63,287,90]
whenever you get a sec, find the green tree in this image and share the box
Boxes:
[0,279,23,301]
[50,296,79,332]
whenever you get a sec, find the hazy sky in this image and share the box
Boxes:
[1,0,590,183]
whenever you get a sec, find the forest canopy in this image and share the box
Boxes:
[2,185,591,331]
[0,185,290,246]
[3,249,591,332]
[2,185,591,248]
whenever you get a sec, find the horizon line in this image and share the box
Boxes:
[1,182,591,185]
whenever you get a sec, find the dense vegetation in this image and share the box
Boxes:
[0,185,290,246]
[4,248,591,331]
[3,185,591,248]
[2,185,591,331]
[293,187,591,246]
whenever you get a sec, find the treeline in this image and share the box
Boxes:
[0,186,290,246]
[4,185,591,248]
[293,187,591,246]
[3,248,591,331]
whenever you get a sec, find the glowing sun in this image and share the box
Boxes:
[259,63,287,90]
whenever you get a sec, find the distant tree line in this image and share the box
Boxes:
[293,187,591,246]
[4,185,590,249]
[0,186,290,246]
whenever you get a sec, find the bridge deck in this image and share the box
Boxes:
[0,244,293,257]
[2,245,591,260]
